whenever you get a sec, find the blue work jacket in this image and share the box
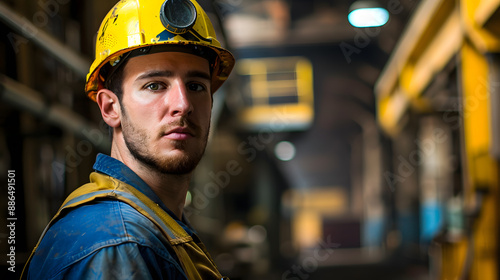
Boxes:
[26,154,196,279]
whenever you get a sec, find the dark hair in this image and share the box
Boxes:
[104,60,127,101]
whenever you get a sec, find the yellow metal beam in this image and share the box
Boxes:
[462,0,500,52]
[406,9,461,99]
[375,0,457,137]
[375,0,450,99]
[475,0,500,27]
[460,39,499,280]
[377,89,409,137]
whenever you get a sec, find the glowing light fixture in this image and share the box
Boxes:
[275,141,296,161]
[348,1,389,28]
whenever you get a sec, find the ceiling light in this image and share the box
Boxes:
[275,141,296,161]
[348,1,389,28]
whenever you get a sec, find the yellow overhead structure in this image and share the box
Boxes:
[463,0,500,52]
[376,0,500,136]
[375,0,500,279]
[375,0,462,136]
[236,56,314,131]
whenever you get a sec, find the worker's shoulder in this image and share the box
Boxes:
[50,199,166,245]
[28,200,172,278]
[28,200,180,279]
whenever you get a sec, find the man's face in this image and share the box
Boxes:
[118,51,212,175]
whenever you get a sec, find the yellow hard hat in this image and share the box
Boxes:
[85,0,235,101]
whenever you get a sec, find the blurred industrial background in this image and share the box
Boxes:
[0,0,499,279]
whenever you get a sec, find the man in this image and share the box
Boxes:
[22,0,234,279]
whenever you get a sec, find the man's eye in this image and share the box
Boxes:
[188,83,206,92]
[145,83,163,91]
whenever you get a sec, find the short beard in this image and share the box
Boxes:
[121,106,209,175]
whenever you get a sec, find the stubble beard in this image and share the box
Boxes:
[121,108,209,175]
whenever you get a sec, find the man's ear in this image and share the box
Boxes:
[96,89,121,128]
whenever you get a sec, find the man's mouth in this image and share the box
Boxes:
[163,127,194,140]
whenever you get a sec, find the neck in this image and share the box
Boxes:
[110,141,191,220]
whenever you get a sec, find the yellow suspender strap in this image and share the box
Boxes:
[102,173,225,280]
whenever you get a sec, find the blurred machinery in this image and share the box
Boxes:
[375,0,500,279]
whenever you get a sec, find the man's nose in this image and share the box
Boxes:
[167,80,193,116]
